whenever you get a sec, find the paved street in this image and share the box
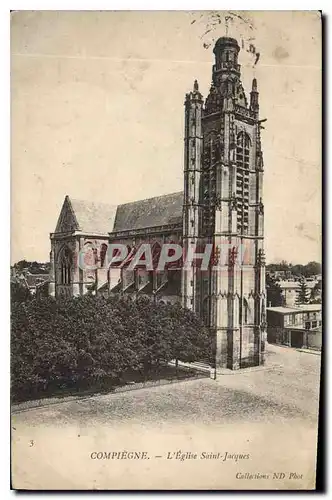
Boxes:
[12,344,321,490]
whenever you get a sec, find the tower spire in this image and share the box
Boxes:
[182,80,203,310]
[196,37,266,370]
[225,15,232,37]
[212,37,241,81]
[250,77,259,117]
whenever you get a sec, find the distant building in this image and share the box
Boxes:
[267,304,322,350]
[18,271,49,296]
[278,280,317,307]
[267,270,291,280]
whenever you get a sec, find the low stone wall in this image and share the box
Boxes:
[112,371,209,394]
[307,329,322,349]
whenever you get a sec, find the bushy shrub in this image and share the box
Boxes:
[11,295,212,401]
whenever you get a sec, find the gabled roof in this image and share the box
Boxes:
[54,191,184,236]
[112,191,183,232]
[70,198,118,234]
[54,196,117,235]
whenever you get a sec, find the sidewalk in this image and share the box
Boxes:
[271,343,322,356]
[216,363,278,376]
[296,348,321,355]
[171,355,281,377]
[12,370,208,414]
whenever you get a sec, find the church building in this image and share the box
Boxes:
[50,37,266,370]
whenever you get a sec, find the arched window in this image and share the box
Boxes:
[202,297,210,326]
[122,245,133,267]
[151,242,164,290]
[261,299,266,324]
[243,297,249,324]
[236,132,251,172]
[120,245,135,289]
[100,244,108,268]
[108,244,129,268]
[59,246,72,285]
[151,242,162,270]
[236,132,251,234]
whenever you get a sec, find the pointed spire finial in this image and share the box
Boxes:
[194,79,199,92]
[252,78,257,91]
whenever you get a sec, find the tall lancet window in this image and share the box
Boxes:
[202,297,210,326]
[59,246,72,285]
[100,244,108,268]
[236,132,251,233]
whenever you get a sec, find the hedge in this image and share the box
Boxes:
[11,295,213,401]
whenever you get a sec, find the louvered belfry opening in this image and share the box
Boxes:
[236,132,250,234]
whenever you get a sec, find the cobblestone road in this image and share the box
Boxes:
[11,344,321,490]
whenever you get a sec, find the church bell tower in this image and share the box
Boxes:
[182,37,266,370]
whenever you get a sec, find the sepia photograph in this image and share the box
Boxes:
[10,10,322,490]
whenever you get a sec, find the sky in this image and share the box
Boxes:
[11,10,322,265]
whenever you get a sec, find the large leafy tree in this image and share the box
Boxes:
[304,261,321,278]
[266,261,321,278]
[12,260,50,275]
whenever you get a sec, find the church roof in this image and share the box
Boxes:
[54,191,184,236]
[112,191,184,232]
[69,198,118,234]
[54,196,117,235]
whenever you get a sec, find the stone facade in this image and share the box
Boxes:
[50,37,266,370]
[182,37,266,369]
[278,280,317,307]
[49,197,116,299]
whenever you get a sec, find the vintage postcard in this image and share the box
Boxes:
[11,10,322,490]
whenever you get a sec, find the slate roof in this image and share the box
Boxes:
[112,192,184,232]
[266,304,322,314]
[68,198,117,235]
[266,307,301,314]
[56,191,184,236]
